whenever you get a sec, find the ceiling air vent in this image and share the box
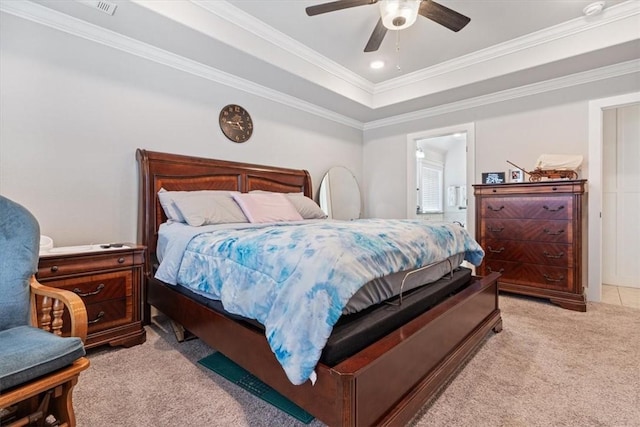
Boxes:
[76,0,117,16]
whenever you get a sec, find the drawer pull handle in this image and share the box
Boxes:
[543,251,565,259]
[543,228,565,236]
[488,246,505,254]
[543,274,564,283]
[487,205,504,212]
[488,226,504,232]
[117,257,125,264]
[73,283,105,297]
[50,266,59,273]
[543,205,565,212]
[487,266,505,274]
[88,311,105,324]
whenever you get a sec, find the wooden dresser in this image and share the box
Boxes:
[37,244,147,348]
[474,180,587,311]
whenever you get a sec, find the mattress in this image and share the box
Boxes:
[164,266,472,366]
[345,253,464,314]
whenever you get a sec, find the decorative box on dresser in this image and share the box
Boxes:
[37,244,147,348]
[474,180,587,311]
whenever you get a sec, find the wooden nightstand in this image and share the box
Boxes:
[37,244,147,349]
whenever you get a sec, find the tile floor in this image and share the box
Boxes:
[601,284,640,309]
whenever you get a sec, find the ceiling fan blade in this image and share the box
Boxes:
[306,0,378,16]
[364,18,387,52]
[419,0,470,32]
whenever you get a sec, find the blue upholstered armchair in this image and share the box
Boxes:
[0,196,89,426]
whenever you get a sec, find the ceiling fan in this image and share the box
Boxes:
[306,0,471,52]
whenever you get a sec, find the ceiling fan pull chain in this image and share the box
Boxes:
[396,30,401,71]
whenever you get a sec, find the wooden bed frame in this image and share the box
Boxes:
[136,149,502,427]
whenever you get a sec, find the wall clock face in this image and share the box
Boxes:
[219,104,253,143]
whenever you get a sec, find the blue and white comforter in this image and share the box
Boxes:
[156,219,484,385]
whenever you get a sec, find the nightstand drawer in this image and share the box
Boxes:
[86,299,131,333]
[38,253,134,278]
[44,272,131,305]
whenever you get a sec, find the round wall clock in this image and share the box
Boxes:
[219,104,253,143]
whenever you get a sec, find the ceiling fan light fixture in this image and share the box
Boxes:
[379,0,421,30]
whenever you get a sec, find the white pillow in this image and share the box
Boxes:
[232,193,303,223]
[158,189,243,224]
[172,193,248,226]
[250,191,327,219]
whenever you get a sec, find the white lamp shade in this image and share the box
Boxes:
[379,0,421,30]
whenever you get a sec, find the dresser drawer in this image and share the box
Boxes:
[484,239,573,267]
[481,219,572,243]
[480,260,520,280]
[38,253,134,278]
[482,261,573,292]
[480,198,520,218]
[519,220,572,243]
[517,264,574,292]
[519,197,572,220]
[480,196,572,220]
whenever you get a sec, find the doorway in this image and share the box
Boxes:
[406,123,475,237]
[588,92,640,302]
[602,104,640,289]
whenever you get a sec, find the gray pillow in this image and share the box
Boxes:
[285,193,328,219]
[172,192,249,226]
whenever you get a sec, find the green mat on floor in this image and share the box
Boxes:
[198,352,314,424]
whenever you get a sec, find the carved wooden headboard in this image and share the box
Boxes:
[136,149,312,272]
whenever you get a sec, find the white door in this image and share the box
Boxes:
[602,104,640,288]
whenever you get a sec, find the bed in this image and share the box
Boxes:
[136,149,502,426]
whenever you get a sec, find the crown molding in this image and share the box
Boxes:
[0,0,363,130]
[2,1,637,133]
[364,59,640,130]
[191,0,374,94]
[374,0,640,94]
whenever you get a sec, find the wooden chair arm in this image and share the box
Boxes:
[30,276,88,343]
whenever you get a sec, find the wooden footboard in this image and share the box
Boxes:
[147,272,501,426]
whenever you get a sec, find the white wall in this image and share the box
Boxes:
[363,74,640,219]
[0,13,362,246]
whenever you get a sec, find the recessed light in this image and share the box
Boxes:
[370,60,385,69]
[583,1,605,16]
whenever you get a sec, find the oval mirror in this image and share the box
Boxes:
[318,166,361,220]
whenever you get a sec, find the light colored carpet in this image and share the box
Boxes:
[74,295,640,426]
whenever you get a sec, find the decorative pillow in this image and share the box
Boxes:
[283,193,327,219]
[158,189,244,224]
[172,193,248,226]
[250,191,327,219]
[232,193,303,223]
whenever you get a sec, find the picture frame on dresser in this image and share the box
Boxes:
[509,169,524,183]
[481,172,506,184]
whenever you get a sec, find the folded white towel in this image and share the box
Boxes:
[535,154,583,170]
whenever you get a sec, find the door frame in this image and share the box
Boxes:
[406,122,476,237]
[587,92,640,302]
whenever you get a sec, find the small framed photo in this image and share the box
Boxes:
[509,169,524,183]
[482,172,506,184]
